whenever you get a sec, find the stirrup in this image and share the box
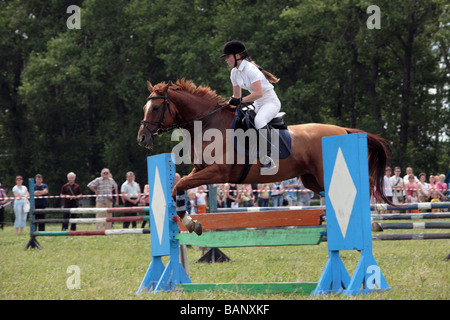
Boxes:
[260,155,277,172]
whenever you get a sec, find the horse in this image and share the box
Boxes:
[137,79,390,235]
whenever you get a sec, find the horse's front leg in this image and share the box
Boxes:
[172,164,231,236]
[171,167,198,200]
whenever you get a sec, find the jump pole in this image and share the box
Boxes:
[137,153,190,294]
[313,133,390,295]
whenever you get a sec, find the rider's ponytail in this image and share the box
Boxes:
[244,55,280,84]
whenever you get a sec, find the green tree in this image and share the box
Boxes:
[1,0,448,197]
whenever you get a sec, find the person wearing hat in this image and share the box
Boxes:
[221,40,281,173]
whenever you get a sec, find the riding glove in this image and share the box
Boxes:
[229,97,242,106]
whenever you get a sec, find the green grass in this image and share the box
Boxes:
[0,222,448,300]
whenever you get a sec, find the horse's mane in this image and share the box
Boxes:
[154,79,226,105]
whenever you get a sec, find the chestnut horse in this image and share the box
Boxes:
[138,79,390,235]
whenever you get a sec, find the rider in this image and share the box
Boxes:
[221,40,281,172]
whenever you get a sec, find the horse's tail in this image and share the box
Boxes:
[345,128,392,205]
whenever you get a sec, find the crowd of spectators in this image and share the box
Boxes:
[383,166,448,205]
[187,176,314,214]
[0,166,448,231]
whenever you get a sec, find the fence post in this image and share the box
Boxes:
[137,153,191,293]
[313,133,390,295]
[25,178,41,250]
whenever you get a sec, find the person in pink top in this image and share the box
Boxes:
[405,174,417,197]
[435,174,448,201]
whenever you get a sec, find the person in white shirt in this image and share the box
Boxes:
[403,167,419,184]
[383,167,393,203]
[120,171,141,228]
[390,166,406,203]
[417,172,430,202]
[221,40,281,172]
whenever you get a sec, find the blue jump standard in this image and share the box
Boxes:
[312,133,390,295]
[137,154,190,293]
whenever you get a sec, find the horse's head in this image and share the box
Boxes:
[137,81,176,148]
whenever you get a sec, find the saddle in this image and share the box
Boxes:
[237,105,288,131]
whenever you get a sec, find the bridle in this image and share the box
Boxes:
[140,93,231,136]
[140,94,177,136]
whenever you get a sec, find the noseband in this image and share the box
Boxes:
[140,94,177,136]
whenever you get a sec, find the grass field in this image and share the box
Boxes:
[0,221,448,301]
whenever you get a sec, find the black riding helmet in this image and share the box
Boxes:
[220,40,248,67]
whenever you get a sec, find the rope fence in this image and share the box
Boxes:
[2,186,448,201]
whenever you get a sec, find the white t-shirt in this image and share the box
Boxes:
[230,59,273,93]
[384,176,393,196]
[418,182,430,197]
[390,175,405,197]
[13,185,28,203]
[121,181,140,199]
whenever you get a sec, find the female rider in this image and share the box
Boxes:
[221,40,281,172]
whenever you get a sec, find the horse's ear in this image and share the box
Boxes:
[160,82,170,94]
[147,80,154,92]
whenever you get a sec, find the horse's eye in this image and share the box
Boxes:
[152,105,160,112]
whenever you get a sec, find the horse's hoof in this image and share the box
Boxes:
[186,220,203,236]
[193,221,202,236]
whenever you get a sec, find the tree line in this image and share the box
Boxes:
[1,0,448,195]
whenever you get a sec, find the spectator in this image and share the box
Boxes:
[13,175,29,235]
[34,174,48,231]
[430,191,441,213]
[87,168,119,230]
[435,174,448,201]
[186,190,197,214]
[417,173,430,203]
[225,183,240,209]
[428,175,437,192]
[383,167,393,204]
[216,184,226,208]
[240,184,255,207]
[405,174,418,213]
[257,183,270,207]
[407,189,420,214]
[121,171,141,228]
[390,166,406,204]
[196,185,207,213]
[0,182,6,230]
[405,174,417,196]
[251,183,259,203]
[270,181,284,207]
[283,177,299,206]
[140,184,149,228]
[60,172,82,231]
[403,167,418,185]
[297,177,312,206]
[108,172,119,207]
[140,184,149,207]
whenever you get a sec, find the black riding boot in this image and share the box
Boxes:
[259,125,277,173]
